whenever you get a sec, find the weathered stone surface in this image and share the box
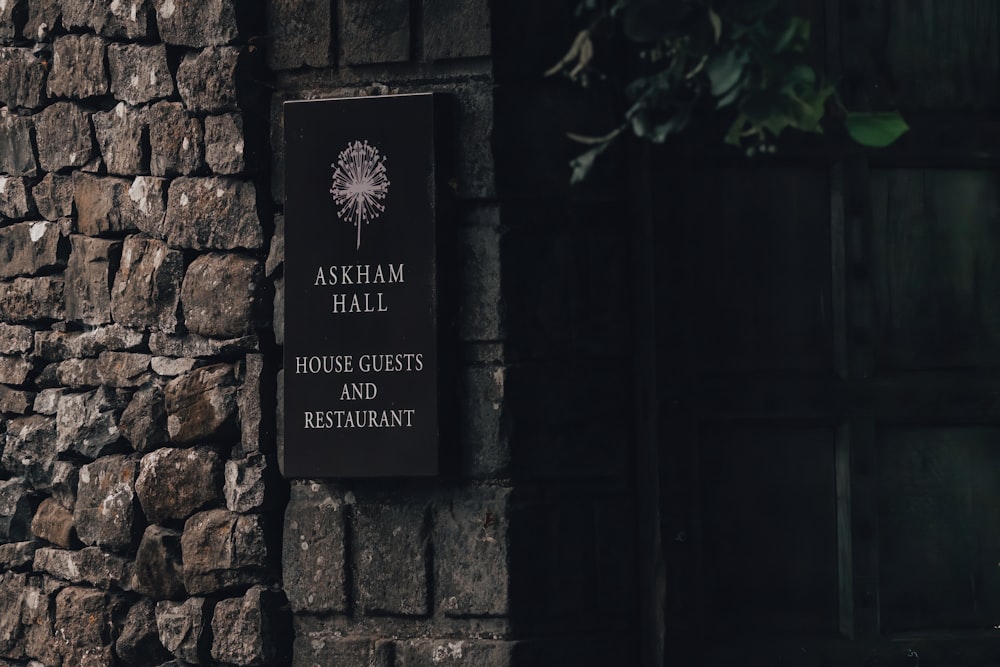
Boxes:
[44,357,101,388]
[63,0,153,38]
[181,253,261,337]
[46,462,80,512]
[204,113,245,174]
[165,177,262,250]
[108,42,174,106]
[0,48,46,109]
[0,384,33,413]
[156,597,209,663]
[266,214,283,277]
[117,599,172,666]
[34,546,131,589]
[0,571,26,656]
[273,274,284,346]
[65,235,120,325]
[154,0,238,46]
[21,574,63,666]
[267,0,330,69]
[0,108,37,176]
[149,102,203,177]
[136,447,224,524]
[0,479,33,543]
[54,586,116,666]
[0,323,31,354]
[340,0,409,64]
[31,497,75,547]
[32,174,74,221]
[56,387,125,459]
[110,235,183,332]
[424,0,491,60]
[48,34,108,99]
[133,525,184,600]
[164,364,238,444]
[0,0,25,41]
[224,454,275,513]
[150,332,259,357]
[98,351,152,387]
[74,455,142,553]
[283,483,347,613]
[176,47,240,112]
[434,488,510,616]
[74,172,166,237]
[0,541,39,570]
[35,101,94,171]
[93,103,148,175]
[394,640,516,667]
[2,415,57,487]
[0,221,61,280]
[211,585,284,666]
[25,0,59,42]
[152,356,197,376]
[237,353,264,453]
[181,509,269,595]
[33,387,63,414]
[0,355,31,384]
[0,276,63,321]
[291,636,382,667]
[121,382,168,452]
[0,176,34,219]
[355,503,429,615]
[35,325,144,360]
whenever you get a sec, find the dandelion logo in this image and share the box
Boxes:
[330,140,390,250]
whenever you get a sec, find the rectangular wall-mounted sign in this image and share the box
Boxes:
[282,93,438,477]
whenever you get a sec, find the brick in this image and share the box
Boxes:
[291,637,382,667]
[354,503,428,616]
[423,0,490,60]
[282,482,347,613]
[394,640,516,667]
[47,34,108,100]
[340,0,409,65]
[267,0,331,70]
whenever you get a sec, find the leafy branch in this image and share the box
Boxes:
[549,0,910,183]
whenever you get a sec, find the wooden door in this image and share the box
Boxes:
[652,2,1000,664]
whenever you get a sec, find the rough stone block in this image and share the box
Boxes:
[210,585,285,666]
[181,253,261,337]
[34,325,144,360]
[0,355,31,384]
[136,446,223,524]
[176,46,241,112]
[108,42,175,106]
[154,0,238,46]
[394,640,515,667]
[181,509,269,595]
[34,546,131,589]
[224,454,273,513]
[0,276,63,321]
[56,387,125,459]
[20,574,62,666]
[47,34,108,99]
[273,273,284,346]
[340,0,409,64]
[74,172,166,237]
[266,214,283,277]
[98,350,152,387]
[267,0,331,70]
[2,415,57,487]
[46,462,80,512]
[121,382,169,452]
[458,222,502,340]
[237,353,265,454]
[94,103,148,175]
[282,483,347,614]
[355,503,429,616]
[25,0,59,42]
[32,174,74,221]
[0,478,33,543]
[0,176,35,219]
[165,176,262,250]
[132,525,185,600]
[152,357,198,377]
[434,488,510,616]
[461,364,508,478]
[55,587,118,666]
[110,235,183,332]
[44,357,102,388]
[62,0,153,39]
[0,47,46,109]
[424,0,490,60]
[35,101,95,171]
[65,235,121,326]
[0,541,39,570]
[117,599,172,667]
[0,323,31,354]
[0,0,25,41]
[0,385,33,413]
[204,113,245,174]
[0,221,61,280]
[0,571,26,656]
[156,597,210,663]
[0,108,37,176]
[149,101,203,176]
[164,364,238,444]
[150,332,259,358]
[74,455,143,553]
[31,497,75,547]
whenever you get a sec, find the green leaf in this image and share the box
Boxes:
[774,17,810,54]
[569,142,611,185]
[706,50,747,96]
[708,7,722,43]
[845,111,910,147]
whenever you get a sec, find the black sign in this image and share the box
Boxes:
[282,94,438,477]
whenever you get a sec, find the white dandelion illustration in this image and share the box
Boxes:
[330,140,390,250]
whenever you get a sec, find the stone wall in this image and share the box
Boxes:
[0,0,286,664]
